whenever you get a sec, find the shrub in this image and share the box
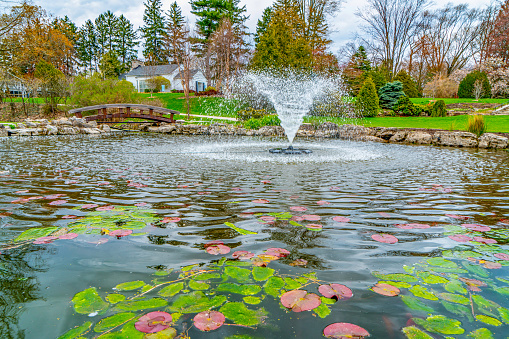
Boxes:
[356,77,379,117]
[378,81,405,109]
[146,76,171,92]
[144,88,159,93]
[205,86,216,91]
[393,96,419,116]
[195,89,218,96]
[171,89,196,94]
[69,74,140,107]
[243,114,281,129]
[394,70,419,98]
[467,114,487,137]
[237,108,270,121]
[431,100,447,117]
[423,76,458,98]
[458,71,491,98]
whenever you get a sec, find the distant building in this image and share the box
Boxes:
[120,64,207,92]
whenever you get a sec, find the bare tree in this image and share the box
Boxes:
[356,0,430,79]
[473,3,499,66]
[473,79,484,100]
[174,23,196,119]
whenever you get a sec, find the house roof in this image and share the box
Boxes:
[123,64,179,77]
[173,70,201,81]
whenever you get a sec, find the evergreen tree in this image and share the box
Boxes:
[254,7,272,47]
[166,1,186,64]
[458,70,491,99]
[77,20,98,73]
[191,0,248,41]
[95,11,119,57]
[378,81,405,109]
[141,0,167,65]
[99,51,123,78]
[116,15,138,72]
[394,70,419,98]
[357,77,379,117]
[342,46,372,95]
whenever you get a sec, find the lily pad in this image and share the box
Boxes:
[189,280,210,290]
[71,287,109,315]
[224,222,257,235]
[206,244,231,255]
[409,285,437,300]
[475,315,502,326]
[305,223,323,231]
[401,295,434,312]
[372,272,417,283]
[302,214,321,221]
[401,326,434,339]
[413,315,464,335]
[318,284,352,300]
[94,312,135,332]
[252,266,274,281]
[58,322,92,339]
[323,322,370,338]
[193,311,225,331]
[264,276,285,297]
[114,281,146,291]
[466,328,494,339]
[371,283,400,296]
[106,294,126,304]
[438,293,469,305]
[232,251,255,260]
[219,302,267,326]
[264,248,290,258]
[168,292,226,313]
[135,311,172,333]
[217,283,261,295]
[332,216,350,223]
[462,224,491,232]
[158,282,184,297]
[15,227,59,242]
[427,257,457,268]
[280,290,321,312]
[371,233,398,244]
[494,253,509,260]
[225,266,251,282]
[109,229,133,238]
[116,298,168,311]
[448,234,472,242]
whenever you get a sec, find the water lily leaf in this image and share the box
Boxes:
[122,221,146,230]
[448,234,473,242]
[224,222,257,235]
[441,301,473,322]
[290,206,307,211]
[459,277,487,292]
[371,283,400,296]
[319,284,352,300]
[232,251,255,260]
[192,272,221,280]
[466,328,494,339]
[219,302,267,326]
[427,258,457,268]
[114,281,146,291]
[444,280,467,295]
[252,266,274,281]
[290,259,308,266]
[313,302,331,318]
[158,282,184,297]
[472,295,500,317]
[462,224,491,232]
[264,248,290,258]
[332,216,350,223]
[475,315,502,326]
[413,315,464,335]
[438,293,469,305]
[494,253,509,261]
[401,295,435,313]
[409,285,438,300]
[289,220,302,227]
[224,266,251,282]
[264,276,285,297]
[144,327,177,339]
[218,282,261,295]
[371,233,398,244]
[168,291,226,313]
[135,311,172,333]
[416,271,449,284]
[72,288,109,315]
[378,281,411,289]
[206,244,231,255]
[106,294,126,304]
[372,272,417,283]
[58,322,92,339]
[443,250,483,259]
[94,312,135,332]
[281,290,321,312]
[225,260,252,267]
[189,280,210,290]
[323,323,370,338]
[97,319,144,339]
[302,214,321,221]
[305,223,323,231]
[498,307,509,324]
[15,227,59,242]
[109,229,132,238]
[116,298,168,311]
[401,326,434,339]
[193,311,225,332]
[284,277,303,290]
[243,296,262,305]
[463,262,489,277]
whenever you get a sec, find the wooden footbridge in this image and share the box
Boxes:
[69,104,179,124]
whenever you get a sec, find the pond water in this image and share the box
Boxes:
[0,134,508,339]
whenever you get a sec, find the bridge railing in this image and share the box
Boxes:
[68,104,180,123]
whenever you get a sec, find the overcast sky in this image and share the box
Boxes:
[34,0,493,55]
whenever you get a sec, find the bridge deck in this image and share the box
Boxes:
[69,104,179,124]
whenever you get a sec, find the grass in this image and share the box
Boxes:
[140,93,235,117]
[410,98,509,105]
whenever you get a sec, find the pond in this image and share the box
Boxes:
[0,134,508,339]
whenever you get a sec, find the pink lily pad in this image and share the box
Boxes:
[206,244,231,255]
[135,311,172,333]
[371,234,398,244]
[28,196,43,200]
[59,233,78,240]
[291,216,304,222]
[161,217,181,223]
[395,223,430,229]
[333,216,350,223]
[232,251,255,260]
[448,234,472,242]
[494,253,509,261]
[11,198,29,204]
[500,219,509,224]
[232,187,243,191]
[261,180,272,184]
[33,236,58,244]
[280,290,321,312]
[135,202,147,207]
[193,311,225,331]
[483,261,502,269]
[81,204,99,209]
[289,259,308,266]
[459,277,486,292]
[198,191,211,195]
[97,182,110,186]
[109,229,132,237]
[44,194,66,200]
[48,200,67,206]
[62,215,77,219]
[445,214,470,220]
[462,224,491,232]
[252,199,269,204]
[306,223,323,231]
[265,248,290,258]
[96,205,114,211]
[259,216,276,222]
[473,236,497,244]
[302,214,321,221]
[371,283,400,296]
[15,190,29,194]
[290,206,307,212]
[317,200,330,205]
[330,186,340,191]
[378,212,391,217]
[323,323,370,339]
[238,213,254,218]
[319,284,353,301]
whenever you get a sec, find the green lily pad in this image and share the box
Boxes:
[58,322,92,339]
[217,283,261,295]
[475,315,502,326]
[413,315,464,335]
[426,258,457,268]
[116,298,168,311]
[462,262,489,278]
[224,222,257,235]
[401,295,435,313]
[313,302,331,318]
[498,307,509,324]
[106,294,126,304]
[191,272,221,280]
[378,281,411,289]
[243,296,262,305]
[442,250,483,259]
[122,221,146,229]
[416,271,449,284]
[409,285,438,300]
[467,328,494,339]
[219,302,267,326]
[224,266,251,282]
[72,288,109,315]
[284,277,303,290]
[401,326,434,339]
[158,282,184,297]
[438,293,470,305]
[441,301,474,322]
[15,227,59,242]
[252,267,274,281]
[168,291,226,313]
[494,287,509,295]
[189,280,210,290]
[94,312,135,332]
[472,295,500,318]
[114,281,146,291]
[372,272,418,283]
[264,277,285,298]
[444,280,467,295]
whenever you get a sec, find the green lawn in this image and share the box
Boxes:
[140,93,235,117]
[305,115,509,133]
[409,98,509,105]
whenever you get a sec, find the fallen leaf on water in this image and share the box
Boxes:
[193,311,225,331]
[206,244,231,255]
[319,284,353,300]
[49,200,67,206]
[333,216,350,223]
[371,234,398,244]
[323,323,370,339]
[281,290,321,312]
[135,311,172,333]
[290,206,307,211]
[252,199,269,204]
[371,283,400,296]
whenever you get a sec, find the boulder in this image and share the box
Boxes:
[0,124,7,137]
[24,120,38,128]
[157,125,176,134]
[17,123,26,129]
[256,126,285,137]
[69,117,93,128]
[58,126,78,135]
[10,129,32,136]
[46,125,58,135]
[315,122,339,138]
[81,128,102,134]
[406,131,432,144]
[53,118,72,126]
[376,127,399,140]
[337,124,371,139]
[363,135,386,143]
[478,133,509,149]
[432,131,478,148]
[34,119,49,126]
[389,130,408,142]
[101,124,111,133]
[235,128,248,136]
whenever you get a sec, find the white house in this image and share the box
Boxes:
[121,65,207,92]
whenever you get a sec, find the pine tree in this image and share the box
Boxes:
[378,81,405,109]
[357,77,379,117]
[99,51,123,78]
[342,46,372,95]
[95,11,119,57]
[116,15,138,72]
[254,7,272,47]
[394,70,419,98]
[141,0,167,65]
[166,1,186,64]
[77,20,98,73]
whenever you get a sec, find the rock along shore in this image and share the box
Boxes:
[1,118,508,150]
